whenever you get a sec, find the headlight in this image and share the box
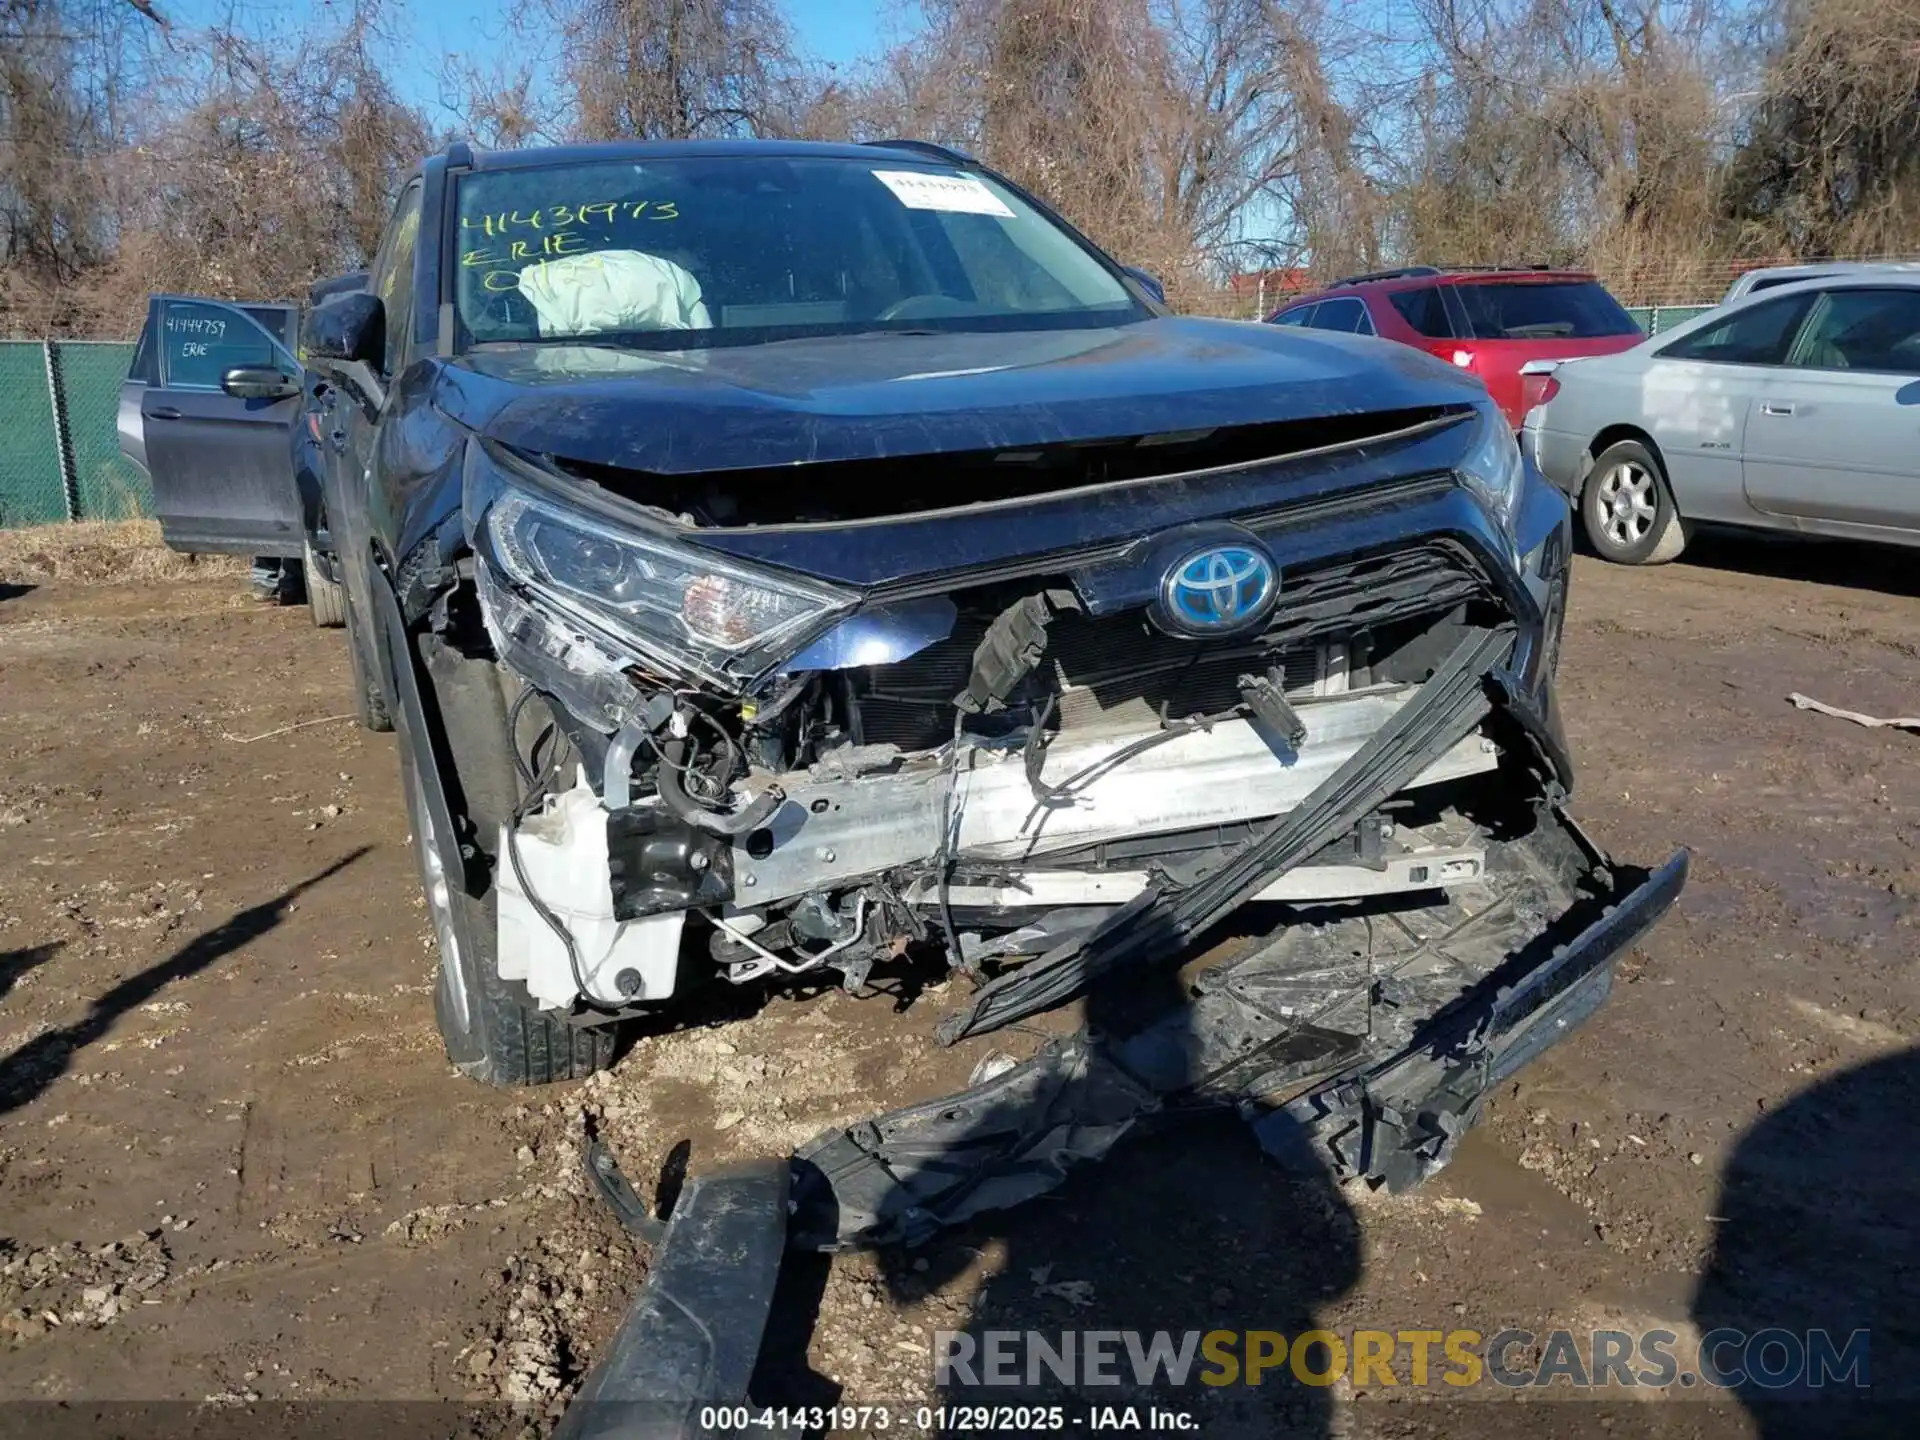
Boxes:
[1457,404,1526,537]
[481,480,854,691]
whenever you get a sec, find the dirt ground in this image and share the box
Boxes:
[1,532,1916,1437]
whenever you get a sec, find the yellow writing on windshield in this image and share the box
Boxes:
[461,200,679,237]
[464,232,594,292]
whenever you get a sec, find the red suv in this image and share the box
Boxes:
[1268,267,1643,427]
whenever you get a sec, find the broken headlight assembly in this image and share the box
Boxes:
[472,447,855,691]
[1456,402,1526,539]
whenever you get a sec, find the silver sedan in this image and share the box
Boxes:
[1523,274,1920,563]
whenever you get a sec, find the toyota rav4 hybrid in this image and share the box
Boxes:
[126,140,1683,1248]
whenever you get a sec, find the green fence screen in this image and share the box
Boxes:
[60,343,148,520]
[0,342,68,528]
[1625,304,1716,335]
[0,340,141,529]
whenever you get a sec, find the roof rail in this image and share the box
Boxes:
[1432,263,1582,275]
[861,138,976,165]
[1329,265,1442,287]
[1335,262,1584,286]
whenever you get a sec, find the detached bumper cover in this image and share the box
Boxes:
[1252,844,1689,1191]
[794,835,1687,1249]
[553,1162,789,1440]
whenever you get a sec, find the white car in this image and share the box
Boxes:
[1522,274,1920,563]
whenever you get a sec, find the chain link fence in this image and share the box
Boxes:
[1623,304,1715,335]
[0,343,67,528]
[0,341,147,530]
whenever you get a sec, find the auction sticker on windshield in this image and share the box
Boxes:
[872,169,1016,217]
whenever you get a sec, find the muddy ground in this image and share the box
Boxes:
[1,534,1915,1437]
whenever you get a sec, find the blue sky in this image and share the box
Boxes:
[163,0,905,126]
[408,0,897,69]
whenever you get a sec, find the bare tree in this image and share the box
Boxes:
[1380,0,1727,297]
[1156,0,1379,277]
[544,0,802,140]
[440,51,561,149]
[1722,0,1920,256]
[850,0,1376,296]
[99,0,429,324]
[0,0,169,330]
[11,0,1920,337]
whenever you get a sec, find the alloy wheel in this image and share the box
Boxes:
[1595,461,1658,549]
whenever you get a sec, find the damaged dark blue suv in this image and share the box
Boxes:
[304,139,1684,1230]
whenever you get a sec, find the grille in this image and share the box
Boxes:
[856,609,1332,752]
[850,543,1487,755]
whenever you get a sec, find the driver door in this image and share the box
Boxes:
[128,295,303,555]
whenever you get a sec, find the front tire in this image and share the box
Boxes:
[393,648,614,1087]
[304,541,347,627]
[1581,440,1687,564]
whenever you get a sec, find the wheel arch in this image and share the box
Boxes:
[1587,424,1673,491]
[369,544,526,896]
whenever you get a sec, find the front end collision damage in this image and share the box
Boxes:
[420,410,1681,1175]
[399,398,1614,1035]
[454,407,1576,1016]
[411,407,1688,1434]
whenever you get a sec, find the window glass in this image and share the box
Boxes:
[159,300,287,390]
[1659,294,1815,366]
[1749,273,1831,295]
[370,183,424,373]
[1389,287,1452,337]
[128,313,157,384]
[451,156,1137,347]
[926,208,1089,312]
[1449,281,1639,339]
[1308,298,1366,332]
[1273,305,1314,327]
[1786,288,1920,375]
[241,305,297,349]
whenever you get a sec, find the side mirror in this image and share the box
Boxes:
[1121,265,1166,305]
[221,365,300,400]
[302,291,384,366]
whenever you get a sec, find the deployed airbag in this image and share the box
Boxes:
[518,250,712,336]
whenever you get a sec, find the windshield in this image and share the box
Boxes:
[452,155,1139,349]
[1449,281,1640,341]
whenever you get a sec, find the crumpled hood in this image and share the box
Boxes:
[432,317,1484,476]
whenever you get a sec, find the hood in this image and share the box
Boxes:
[432,317,1484,476]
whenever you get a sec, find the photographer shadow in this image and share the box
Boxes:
[1692,1043,1920,1438]
[766,922,1366,1439]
